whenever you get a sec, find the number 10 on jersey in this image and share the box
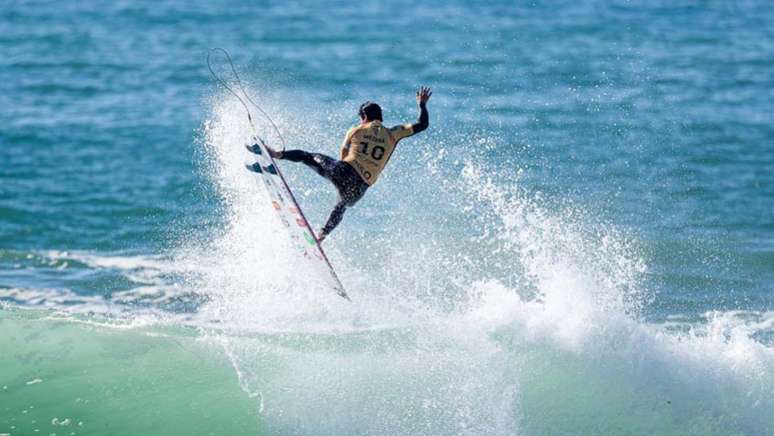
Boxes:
[358,142,385,160]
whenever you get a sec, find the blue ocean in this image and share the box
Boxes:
[2,1,773,434]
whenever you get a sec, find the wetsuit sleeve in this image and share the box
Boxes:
[389,102,428,143]
[411,102,429,134]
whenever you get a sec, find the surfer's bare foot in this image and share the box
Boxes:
[266,146,283,159]
[317,231,327,243]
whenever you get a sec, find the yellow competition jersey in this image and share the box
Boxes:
[341,121,414,185]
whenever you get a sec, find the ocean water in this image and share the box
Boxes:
[2,0,773,434]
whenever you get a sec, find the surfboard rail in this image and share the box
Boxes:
[245,138,350,300]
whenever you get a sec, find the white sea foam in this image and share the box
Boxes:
[4,87,772,435]
[189,90,773,435]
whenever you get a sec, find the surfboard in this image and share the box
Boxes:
[244,138,350,300]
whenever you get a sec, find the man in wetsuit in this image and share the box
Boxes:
[267,86,432,242]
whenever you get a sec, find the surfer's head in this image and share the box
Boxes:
[358,101,382,122]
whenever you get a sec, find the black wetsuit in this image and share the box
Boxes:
[280,150,369,236]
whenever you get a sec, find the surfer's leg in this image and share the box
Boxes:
[281,150,338,181]
[320,200,348,240]
[318,180,368,241]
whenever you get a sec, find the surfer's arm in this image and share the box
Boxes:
[339,128,355,160]
[411,86,431,134]
[411,103,429,134]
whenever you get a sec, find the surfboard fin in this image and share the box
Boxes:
[245,162,279,175]
[245,162,263,173]
[245,143,263,155]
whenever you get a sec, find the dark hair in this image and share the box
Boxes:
[358,101,382,121]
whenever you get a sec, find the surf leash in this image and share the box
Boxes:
[206,48,348,299]
[206,47,288,153]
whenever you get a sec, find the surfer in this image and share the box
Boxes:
[267,86,432,242]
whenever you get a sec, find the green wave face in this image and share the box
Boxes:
[0,311,261,436]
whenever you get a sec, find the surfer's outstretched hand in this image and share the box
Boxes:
[416,86,432,104]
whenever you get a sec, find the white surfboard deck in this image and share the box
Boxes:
[244,138,350,300]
